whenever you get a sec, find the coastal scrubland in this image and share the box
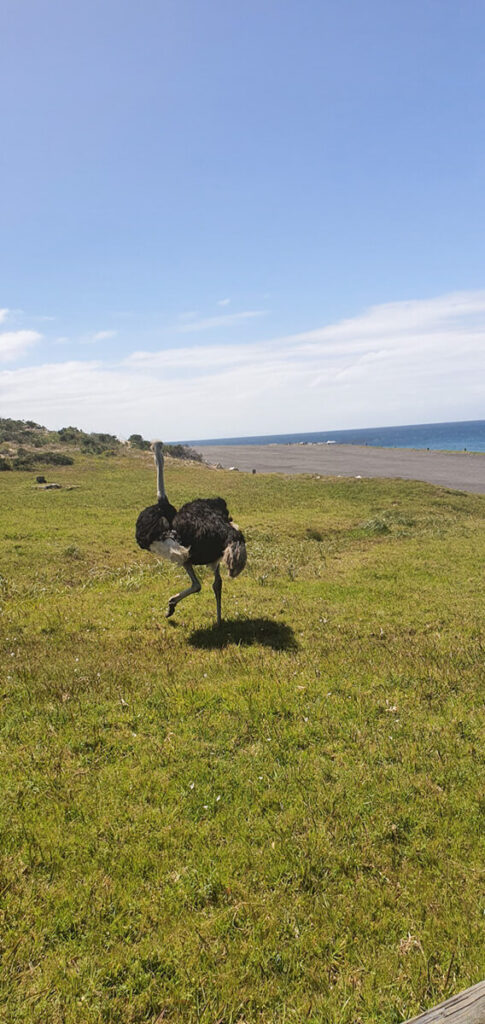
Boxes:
[1,451,484,1023]
[0,417,201,469]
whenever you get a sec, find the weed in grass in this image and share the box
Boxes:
[305,527,324,542]
[64,544,83,559]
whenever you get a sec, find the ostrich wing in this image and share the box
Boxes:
[172,499,238,566]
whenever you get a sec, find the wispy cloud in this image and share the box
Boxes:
[0,290,483,436]
[125,344,250,372]
[176,310,266,333]
[177,311,199,322]
[90,329,118,342]
[0,329,42,363]
[217,298,231,307]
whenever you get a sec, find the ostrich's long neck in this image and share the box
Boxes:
[153,443,167,501]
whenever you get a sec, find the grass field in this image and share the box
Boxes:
[1,452,484,1023]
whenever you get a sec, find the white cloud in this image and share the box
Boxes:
[90,330,118,342]
[176,310,266,333]
[0,290,483,436]
[0,308,10,324]
[125,344,250,372]
[217,298,231,306]
[0,329,41,363]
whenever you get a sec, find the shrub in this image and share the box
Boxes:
[0,417,45,443]
[163,443,202,463]
[58,426,120,451]
[38,452,74,466]
[57,426,81,444]
[129,434,151,450]
[11,451,74,470]
[12,454,35,470]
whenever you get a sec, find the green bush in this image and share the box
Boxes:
[163,443,203,462]
[11,451,74,470]
[129,434,151,450]
[58,426,120,451]
[0,417,44,443]
[38,452,74,466]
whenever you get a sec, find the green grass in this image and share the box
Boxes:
[1,452,484,1023]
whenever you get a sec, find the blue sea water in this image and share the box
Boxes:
[181,420,485,453]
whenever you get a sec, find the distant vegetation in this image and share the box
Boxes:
[0,450,74,471]
[161,442,203,462]
[57,425,120,453]
[128,432,152,450]
[0,418,202,470]
[128,432,202,461]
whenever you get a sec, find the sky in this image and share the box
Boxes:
[1,0,484,440]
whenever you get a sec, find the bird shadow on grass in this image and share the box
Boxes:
[188,617,298,651]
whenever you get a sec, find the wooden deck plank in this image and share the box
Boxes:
[403,981,485,1023]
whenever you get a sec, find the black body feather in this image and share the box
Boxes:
[135,497,177,550]
[172,498,243,566]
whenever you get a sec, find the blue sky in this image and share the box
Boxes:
[1,0,484,437]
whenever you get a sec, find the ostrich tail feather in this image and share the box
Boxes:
[222,537,247,578]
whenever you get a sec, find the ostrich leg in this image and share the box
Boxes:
[166,564,201,618]
[212,564,222,626]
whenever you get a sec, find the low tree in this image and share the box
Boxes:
[128,434,151,450]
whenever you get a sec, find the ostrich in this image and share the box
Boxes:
[135,443,246,625]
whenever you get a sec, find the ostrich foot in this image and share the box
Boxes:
[165,568,201,620]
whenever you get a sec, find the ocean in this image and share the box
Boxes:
[180,419,485,453]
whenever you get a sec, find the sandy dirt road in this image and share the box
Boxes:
[194,443,485,495]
